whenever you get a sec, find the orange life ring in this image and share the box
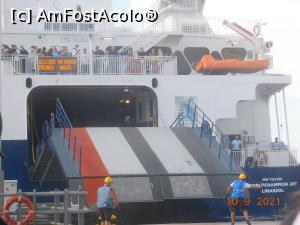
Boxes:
[3,195,35,225]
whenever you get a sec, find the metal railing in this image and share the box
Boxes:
[0,55,177,75]
[49,98,83,175]
[170,112,185,128]
[1,189,89,225]
[227,148,298,168]
[186,98,223,149]
[171,98,233,171]
[54,98,83,173]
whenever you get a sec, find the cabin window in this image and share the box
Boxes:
[184,47,210,70]
[146,47,172,56]
[221,48,247,60]
[175,51,191,75]
[106,46,124,54]
[211,51,223,60]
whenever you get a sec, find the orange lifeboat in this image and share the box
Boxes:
[195,55,269,74]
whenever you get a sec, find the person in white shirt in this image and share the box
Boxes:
[80,49,89,74]
[231,136,243,166]
[72,45,80,57]
[271,137,282,150]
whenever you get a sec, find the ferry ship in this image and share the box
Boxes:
[0,0,299,223]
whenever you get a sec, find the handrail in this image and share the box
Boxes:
[0,55,177,76]
[45,98,84,175]
[172,98,234,171]
[170,112,184,128]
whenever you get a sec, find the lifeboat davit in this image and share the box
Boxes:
[195,55,269,74]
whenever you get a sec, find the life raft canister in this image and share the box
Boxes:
[3,195,35,225]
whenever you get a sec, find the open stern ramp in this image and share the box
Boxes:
[48,126,238,204]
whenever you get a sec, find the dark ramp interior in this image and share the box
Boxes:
[27,86,157,165]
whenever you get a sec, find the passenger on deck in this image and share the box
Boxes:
[148,48,157,57]
[137,47,146,57]
[1,44,10,55]
[271,137,283,150]
[231,136,243,166]
[60,47,70,56]
[120,47,128,56]
[41,47,47,56]
[30,46,37,56]
[52,47,60,57]
[97,177,120,225]
[110,46,118,56]
[158,48,164,56]
[7,45,17,56]
[94,46,105,56]
[19,45,29,56]
[72,45,81,57]
[80,49,89,74]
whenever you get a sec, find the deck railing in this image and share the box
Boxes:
[228,148,298,168]
[0,55,177,76]
[0,189,89,225]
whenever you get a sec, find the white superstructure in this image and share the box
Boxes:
[0,0,294,168]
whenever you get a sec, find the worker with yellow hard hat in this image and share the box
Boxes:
[226,173,261,225]
[97,176,120,225]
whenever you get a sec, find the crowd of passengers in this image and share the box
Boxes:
[1,44,167,58]
[1,44,172,74]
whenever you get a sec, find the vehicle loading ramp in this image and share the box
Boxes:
[36,127,240,205]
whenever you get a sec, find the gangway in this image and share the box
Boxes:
[31,98,240,206]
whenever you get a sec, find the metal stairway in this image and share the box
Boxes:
[171,98,241,173]
[31,99,82,183]
[31,144,65,181]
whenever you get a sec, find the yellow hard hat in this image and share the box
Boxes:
[111,214,117,220]
[104,176,113,184]
[239,173,247,180]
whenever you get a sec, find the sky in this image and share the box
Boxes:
[114,0,300,149]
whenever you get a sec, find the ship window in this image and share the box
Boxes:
[106,46,124,53]
[182,24,207,33]
[211,51,223,60]
[146,47,172,56]
[221,48,247,60]
[175,51,191,75]
[184,47,209,70]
